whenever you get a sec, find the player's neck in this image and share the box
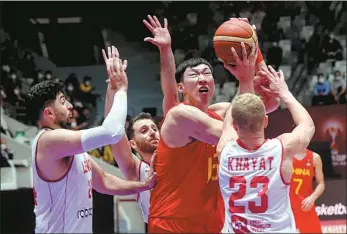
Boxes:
[139,151,152,165]
[184,98,209,113]
[38,120,61,130]
[237,131,265,150]
[294,150,307,159]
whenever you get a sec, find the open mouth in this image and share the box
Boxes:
[199,87,209,93]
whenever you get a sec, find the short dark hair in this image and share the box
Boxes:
[175,57,213,83]
[25,80,64,122]
[126,112,154,139]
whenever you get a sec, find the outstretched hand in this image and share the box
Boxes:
[101,46,128,92]
[143,15,171,49]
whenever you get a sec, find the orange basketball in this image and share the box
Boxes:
[213,19,258,65]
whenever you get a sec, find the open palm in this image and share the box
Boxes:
[143,15,171,48]
[101,46,128,91]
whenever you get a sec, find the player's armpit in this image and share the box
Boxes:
[168,104,223,145]
[110,135,140,181]
[208,102,230,120]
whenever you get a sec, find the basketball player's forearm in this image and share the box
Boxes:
[310,183,325,201]
[280,91,315,145]
[219,105,237,152]
[159,46,179,115]
[80,90,127,152]
[104,85,116,117]
[102,173,150,195]
[280,91,313,129]
[238,80,255,95]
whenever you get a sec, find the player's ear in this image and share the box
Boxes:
[177,82,185,94]
[43,107,55,120]
[233,123,239,132]
[129,139,138,150]
[264,115,268,129]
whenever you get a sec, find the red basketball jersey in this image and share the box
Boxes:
[290,149,315,209]
[290,149,322,233]
[148,107,224,233]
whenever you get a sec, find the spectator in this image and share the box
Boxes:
[65,82,78,103]
[44,70,53,80]
[330,70,346,104]
[312,73,331,106]
[70,109,88,130]
[3,71,22,102]
[80,76,99,107]
[0,137,14,167]
[266,41,283,70]
[65,73,80,91]
[31,69,45,86]
[321,32,343,62]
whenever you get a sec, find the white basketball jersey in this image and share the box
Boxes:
[32,129,93,233]
[136,160,150,223]
[219,138,296,233]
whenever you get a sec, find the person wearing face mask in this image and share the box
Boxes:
[80,76,99,107]
[312,73,330,106]
[65,83,77,101]
[321,32,343,62]
[80,76,93,93]
[330,70,346,104]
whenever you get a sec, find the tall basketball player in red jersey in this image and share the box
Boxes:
[290,148,325,233]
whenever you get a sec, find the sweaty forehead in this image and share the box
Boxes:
[133,119,156,131]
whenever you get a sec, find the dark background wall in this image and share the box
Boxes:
[1,189,114,234]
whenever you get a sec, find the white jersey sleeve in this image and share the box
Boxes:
[218,138,296,233]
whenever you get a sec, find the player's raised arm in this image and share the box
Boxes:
[258,66,315,158]
[217,42,257,156]
[33,46,128,160]
[162,104,223,145]
[143,15,178,116]
[103,46,140,181]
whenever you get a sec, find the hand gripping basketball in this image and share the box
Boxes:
[224,42,258,82]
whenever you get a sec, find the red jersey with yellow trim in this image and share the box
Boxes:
[290,149,315,209]
[290,149,322,233]
[148,106,224,233]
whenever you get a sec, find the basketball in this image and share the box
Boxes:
[213,19,258,65]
